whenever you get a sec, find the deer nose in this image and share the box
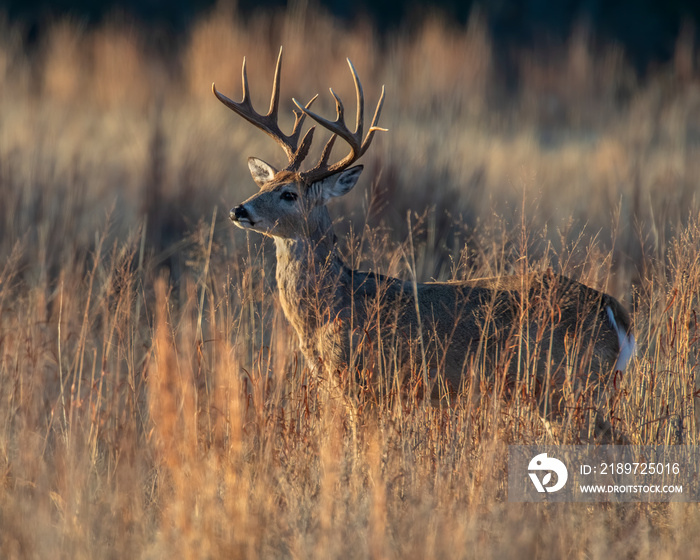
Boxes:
[230,205,249,223]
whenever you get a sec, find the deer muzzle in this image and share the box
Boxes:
[230,205,253,227]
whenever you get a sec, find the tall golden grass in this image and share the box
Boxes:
[1,4,699,558]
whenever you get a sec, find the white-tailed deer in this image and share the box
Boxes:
[213,48,635,418]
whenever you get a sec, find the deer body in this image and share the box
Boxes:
[272,216,632,392]
[215,48,635,401]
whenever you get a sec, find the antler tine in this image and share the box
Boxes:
[287,123,316,172]
[347,58,363,135]
[212,47,317,168]
[316,134,338,169]
[294,90,361,146]
[268,46,282,117]
[294,59,387,183]
[284,95,319,172]
[330,89,347,131]
[241,57,251,106]
[290,93,318,142]
[362,85,387,150]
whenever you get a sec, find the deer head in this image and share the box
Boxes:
[213,47,386,239]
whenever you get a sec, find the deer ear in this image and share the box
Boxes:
[248,157,277,187]
[319,166,363,202]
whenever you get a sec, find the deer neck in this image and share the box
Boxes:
[273,208,348,339]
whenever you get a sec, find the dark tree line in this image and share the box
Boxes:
[2,0,699,69]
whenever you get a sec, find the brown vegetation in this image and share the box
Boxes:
[0,5,699,558]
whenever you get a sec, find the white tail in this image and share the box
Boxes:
[607,305,636,371]
[214,48,635,413]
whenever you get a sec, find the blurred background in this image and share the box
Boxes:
[2,0,699,287]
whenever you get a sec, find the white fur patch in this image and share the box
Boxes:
[606,306,636,371]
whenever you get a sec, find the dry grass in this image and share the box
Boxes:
[1,5,700,558]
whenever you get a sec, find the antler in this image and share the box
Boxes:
[212,46,318,172]
[293,58,387,184]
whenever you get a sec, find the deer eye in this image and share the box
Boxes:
[281,191,298,202]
